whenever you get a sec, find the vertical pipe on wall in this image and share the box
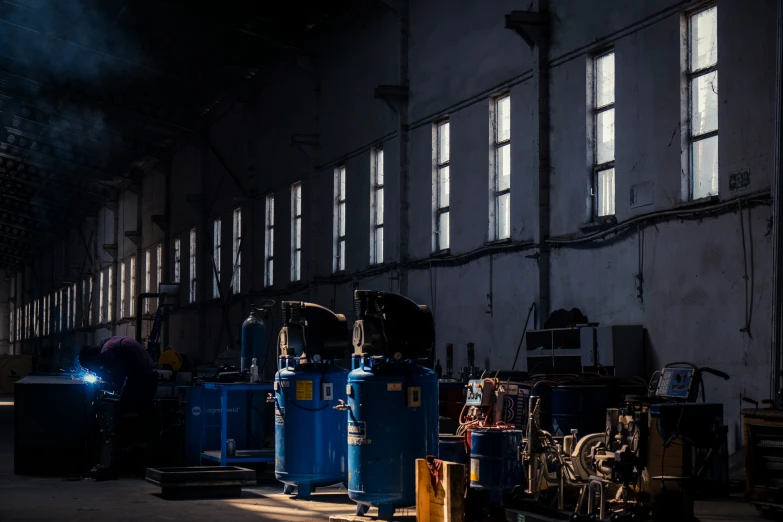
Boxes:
[163,159,172,352]
[199,143,209,363]
[112,198,119,337]
[771,0,783,400]
[535,0,552,326]
[397,0,410,297]
[135,175,143,344]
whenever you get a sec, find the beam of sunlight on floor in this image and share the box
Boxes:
[0,402,13,406]
[227,501,352,518]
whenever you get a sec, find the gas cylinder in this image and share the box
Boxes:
[275,357,349,498]
[241,306,266,373]
[347,358,439,519]
[242,305,268,450]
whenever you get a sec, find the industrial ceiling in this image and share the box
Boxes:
[0,0,351,270]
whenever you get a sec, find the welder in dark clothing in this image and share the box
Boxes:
[79,336,159,475]
[80,336,158,412]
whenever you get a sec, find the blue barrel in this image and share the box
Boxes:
[347,360,438,519]
[438,435,468,465]
[549,385,611,436]
[275,359,349,498]
[469,429,523,494]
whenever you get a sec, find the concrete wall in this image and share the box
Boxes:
[8,0,778,453]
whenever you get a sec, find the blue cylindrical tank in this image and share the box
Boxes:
[469,428,523,495]
[241,309,266,374]
[243,308,267,449]
[549,385,611,436]
[438,435,468,465]
[275,358,349,498]
[346,359,438,519]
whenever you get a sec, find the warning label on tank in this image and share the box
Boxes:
[470,458,479,482]
[274,405,284,426]
[387,383,402,391]
[296,380,313,401]
[348,421,370,445]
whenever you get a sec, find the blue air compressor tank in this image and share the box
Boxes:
[275,358,349,497]
[347,359,439,519]
[274,301,351,499]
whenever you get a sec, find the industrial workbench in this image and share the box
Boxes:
[199,381,275,467]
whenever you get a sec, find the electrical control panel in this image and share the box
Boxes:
[466,379,494,407]
[655,367,695,399]
[322,382,334,401]
[408,386,422,407]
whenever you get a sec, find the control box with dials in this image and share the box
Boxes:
[655,367,695,399]
[466,379,494,407]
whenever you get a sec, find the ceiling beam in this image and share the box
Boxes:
[0,142,116,182]
[0,61,190,149]
[145,0,298,51]
[0,126,120,179]
[0,17,225,96]
[0,99,154,163]
[0,167,111,200]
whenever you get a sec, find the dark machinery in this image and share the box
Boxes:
[506,361,730,522]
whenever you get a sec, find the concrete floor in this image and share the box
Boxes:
[0,395,766,521]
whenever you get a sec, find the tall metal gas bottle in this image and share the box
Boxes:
[346,291,439,520]
[274,301,350,499]
[242,302,272,450]
[241,305,267,373]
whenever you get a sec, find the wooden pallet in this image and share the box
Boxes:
[415,459,465,522]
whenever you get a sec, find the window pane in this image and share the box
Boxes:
[269,228,274,251]
[690,6,718,71]
[496,95,510,142]
[339,240,345,271]
[338,202,346,236]
[267,259,274,286]
[339,169,346,199]
[376,188,384,226]
[595,52,615,108]
[438,122,450,164]
[596,108,615,164]
[439,166,450,207]
[497,193,510,239]
[497,143,511,191]
[295,217,301,249]
[375,227,383,264]
[692,135,719,199]
[597,168,616,217]
[438,211,450,251]
[293,185,302,215]
[268,196,275,226]
[691,71,718,136]
[376,150,384,186]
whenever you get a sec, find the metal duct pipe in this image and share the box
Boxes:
[772,0,783,400]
